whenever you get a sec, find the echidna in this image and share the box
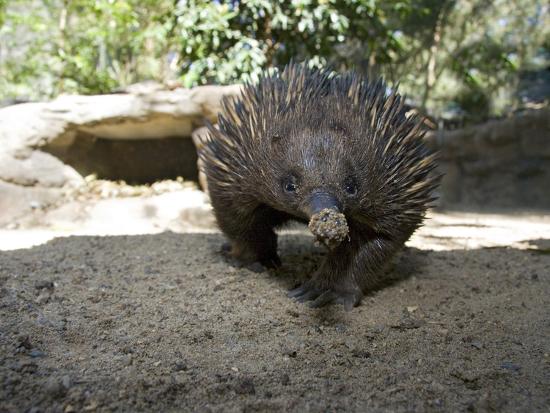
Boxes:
[200,62,440,310]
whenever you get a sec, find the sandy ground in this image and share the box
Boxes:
[1,187,549,412]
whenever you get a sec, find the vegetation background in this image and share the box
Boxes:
[1,0,548,123]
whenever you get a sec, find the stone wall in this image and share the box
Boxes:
[425,109,550,210]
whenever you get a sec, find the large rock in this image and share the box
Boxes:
[0,83,241,225]
[425,108,550,209]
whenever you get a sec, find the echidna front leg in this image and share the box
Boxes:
[289,233,401,310]
[215,202,288,269]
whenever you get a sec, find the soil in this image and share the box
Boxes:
[1,220,549,412]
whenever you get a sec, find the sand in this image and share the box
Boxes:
[1,188,549,412]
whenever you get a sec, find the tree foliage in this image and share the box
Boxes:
[0,0,548,121]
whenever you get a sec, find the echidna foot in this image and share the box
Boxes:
[288,280,362,311]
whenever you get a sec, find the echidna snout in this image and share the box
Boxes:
[306,192,349,250]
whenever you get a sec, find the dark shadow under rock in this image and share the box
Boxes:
[44,133,199,184]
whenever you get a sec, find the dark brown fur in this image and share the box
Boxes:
[200,63,440,310]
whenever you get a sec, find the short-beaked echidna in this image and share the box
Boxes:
[200,62,440,310]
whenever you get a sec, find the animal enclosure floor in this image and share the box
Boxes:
[1,223,549,412]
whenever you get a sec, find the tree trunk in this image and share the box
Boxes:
[421,5,448,110]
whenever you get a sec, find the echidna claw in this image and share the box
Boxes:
[308,290,336,308]
[288,282,362,311]
[287,284,311,298]
[295,288,321,303]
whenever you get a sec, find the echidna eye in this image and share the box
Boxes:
[284,182,297,193]
[344,182,357,196]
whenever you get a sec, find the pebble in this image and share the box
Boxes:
[62,375,72,389]
[173,361,188,372]
[280,373,290,385]
[36,292,51,305]
[45,377,67,398]
[351,349,371,359]
[17,334,33,350]
[391,316,426,330]
[234,377,256,395]
[335,323,347,333]
[501,361,521,372]
[285,309,300,318]
[64,404,76,413]
[35,280,54,290]
[282,348,297,358]
[121,354,132,366]
[29,349,46,358]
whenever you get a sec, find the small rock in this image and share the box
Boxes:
[463,336,483,349]
[335,323,347,333]
[61,375,72,389]
[234,377,256,395]
[452,369,479,384]
[286,309,300,318]
[173,361,187,372]
[35,280,54,290]
[13,360,38,373]
[500,361,521,372]
[282,348,297,358]
[280,373,290,385]
[29,349,46,358]
[121,355,132,366]
[351,349,371,359]
[391,316,426,330]
[371,325,385,334]
[46,377,67,398]
[17,334,33,350]
[83,400,98,411]
[470,341,483,350]
[36,292,51,305]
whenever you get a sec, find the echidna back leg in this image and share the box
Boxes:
[211,195,288,268]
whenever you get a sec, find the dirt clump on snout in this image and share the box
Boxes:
[308,208,349,250]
